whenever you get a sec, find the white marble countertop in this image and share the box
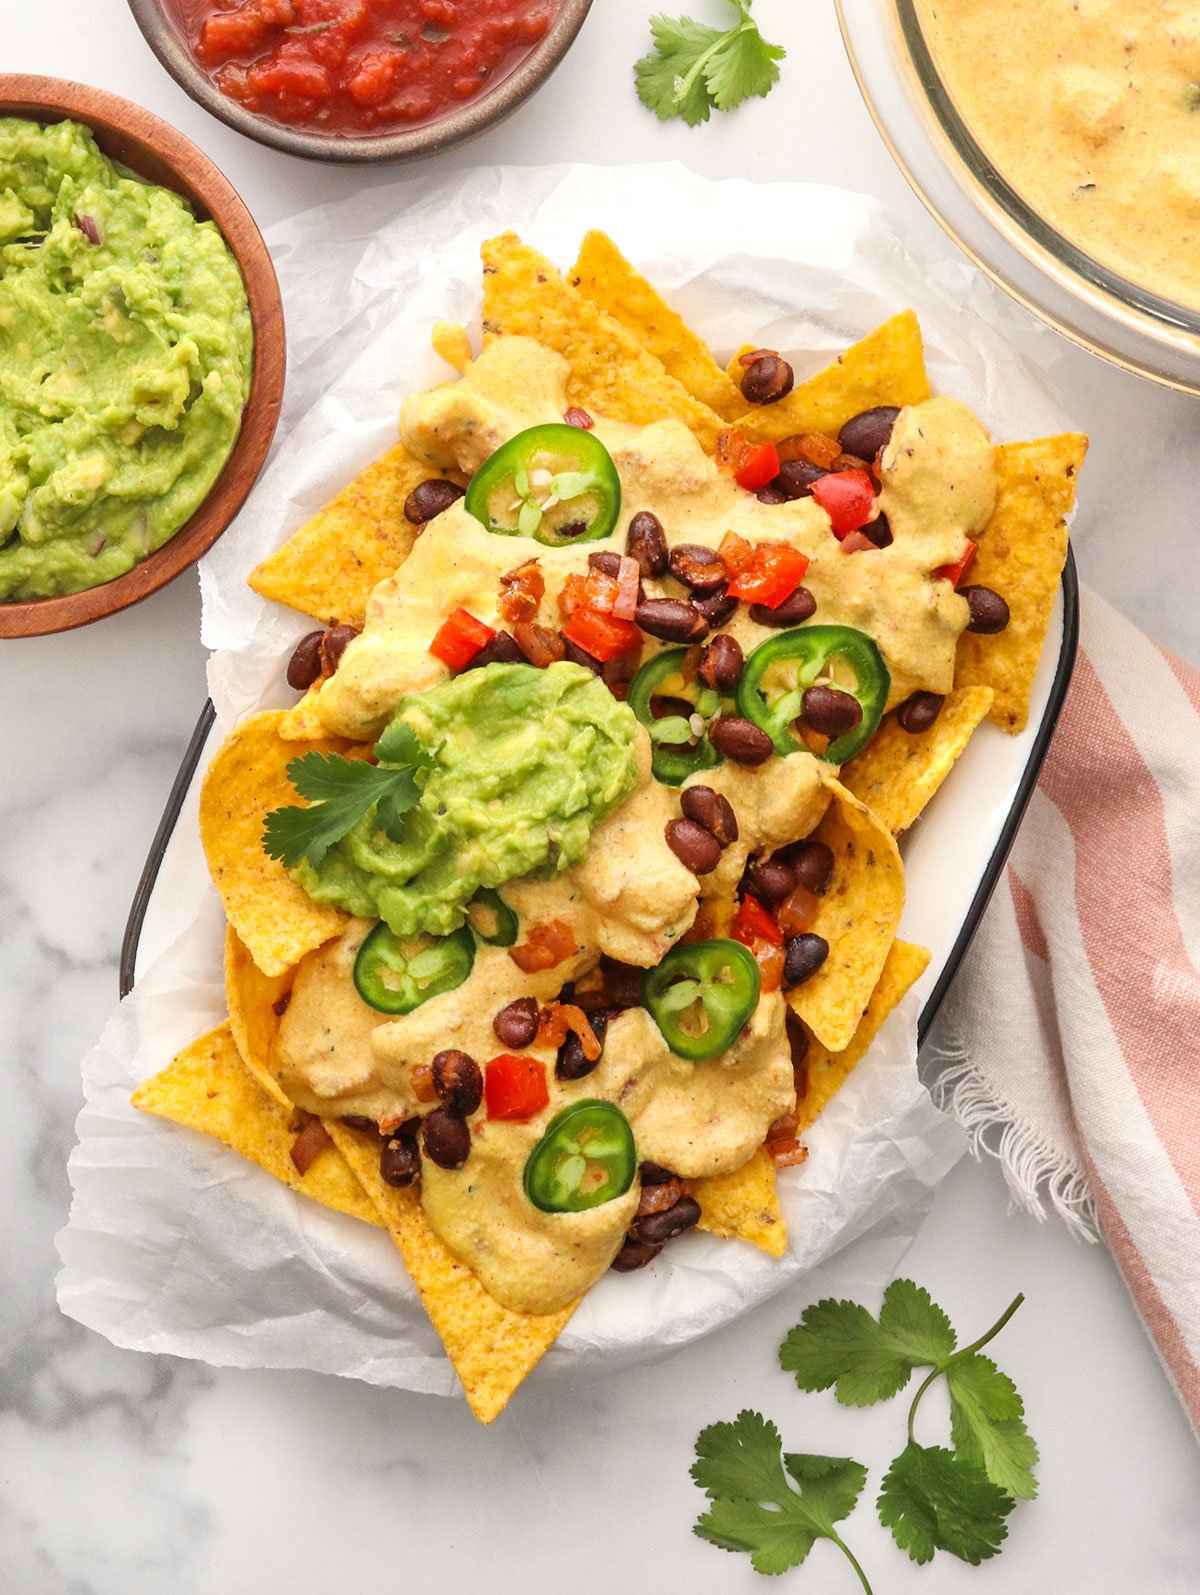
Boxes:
[6,2,1200,1589]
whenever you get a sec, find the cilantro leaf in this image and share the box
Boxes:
[947,1354,1039,1500]
[779,1280,956,1406]
[262,750,425,868]
[692,1412,871,1582]
[634,1,786,126]
[877,1442,1013,1565]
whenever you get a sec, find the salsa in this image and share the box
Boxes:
[175,0,559,134]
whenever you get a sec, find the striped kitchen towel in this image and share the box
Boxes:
[930,584,1200,1439]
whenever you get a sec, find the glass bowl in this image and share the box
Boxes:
[836,0,1200,393]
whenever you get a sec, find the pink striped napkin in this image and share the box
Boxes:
[930,584,1200,1438]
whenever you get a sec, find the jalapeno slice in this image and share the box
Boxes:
[627,646,726,786]
[353,923,475,1015]
[736,624,890,764]
[524,1099,637,1213]
[465,887,518,947]
[465,424,621,546]
[641,939,762,1061]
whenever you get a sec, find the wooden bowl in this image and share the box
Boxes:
[0,76,284,639]
[126,0,594,164]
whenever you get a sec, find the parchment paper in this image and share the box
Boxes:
[57,163,1069,1399]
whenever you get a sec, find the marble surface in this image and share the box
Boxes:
[4,1,1200,1589]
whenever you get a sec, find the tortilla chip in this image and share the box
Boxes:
[569,231,747,421]
[326,1121,574,1423]
[224,926,292,1106]
[730,312,931,445]
[199,711,354,977]
[248,443,441,627]
[841,686,994,835]
[278,685,326,742]
[954,434,1086,733]
[694,1147,786,1257]
[133,1025,381,1227]
[786,776,905,1053]
[481,232,726,450]
[796,940,931,1132]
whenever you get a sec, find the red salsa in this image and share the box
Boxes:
[173,0,559,134]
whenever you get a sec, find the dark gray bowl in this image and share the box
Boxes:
[127,0,594,164]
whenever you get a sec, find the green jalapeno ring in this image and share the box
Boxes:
[628,646,726,787]
[465,887,518,947]
[641,939,762,1061]
[465,423,621,547]
[736,624,890,764]
[353,923,475,1015]
[524,1100,637,1214]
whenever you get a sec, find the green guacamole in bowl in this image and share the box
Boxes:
[0,116,252,602]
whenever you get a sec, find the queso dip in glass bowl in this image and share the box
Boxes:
[837,0,1200,393]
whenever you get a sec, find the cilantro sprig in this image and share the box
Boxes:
[262,723,433,869]
[635,0,786,127]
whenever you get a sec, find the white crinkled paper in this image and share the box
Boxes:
[57,162,1069,1399]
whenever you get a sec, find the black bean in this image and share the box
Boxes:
[802,685,863,739]
[691,587,738,628]
[961,585,1010,634]
[404,478,464,525]
[556,1010,610,1082]
[781,839,834,895]
[600,958,644,1010]
[708,715,775,766]
[837,406,900,462]
[379,1134,419,1187]
[431,1049,483,1116]
[665,818,723,876]
[602,649,641,700]
[626,511,669,578]
[461,630,522,670]
[341,1114,378,1134]
[740,352,795,406]
[776,460,827,500]
[422,1108,471,1170]
[286,630,325,691]
[680,785,738,847]
[562,636,602,674]
[588,550,623,578]
[611,1237,663,1272]
[634,1195,701,1245]
[783,934,830,989]
[493,996,539,1049]
[756,485,787,505]
[896,691,944,733]
[859,513,893,548]
[698,633,743,692]
[749,586,816,628]
[639,1160,677,1185]
[635,597,708,643]
[745,857,795,907]
[669,544,727,594]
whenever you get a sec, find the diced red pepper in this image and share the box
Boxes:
[429,607,495,671]
[717,531,755,580]
[731,894,784,949]
[811,470,876,538]
[935,537,978,588]
[727,544,811,608]
[485,1054,549,1122]
[735,442,781,492]
[508,919,578,973]
[562,605,642,662]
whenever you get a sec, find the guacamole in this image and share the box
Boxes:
[0,118,252,602]
[296,662,641,938]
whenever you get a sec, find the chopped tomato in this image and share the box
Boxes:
[498,559,544,625]
[777,885,820,938]
[717,531,755,580]
[811,469,876,538]
[727,544,811,608]
[935,537,978,588]
[347,50,404,107]
[289,1117,331,1175]
[509,919,578,974]
[562,606,642,662]
[612,555,641,621]
[428,607,495,671]
[732,894,784,948]
[754,940,785,993]
[715,430,781,491]
[777,432,841,469]
[583,568,619,613]
[196,10,272,66]
[769,1138,809,1168]
[485,1055,549,1122]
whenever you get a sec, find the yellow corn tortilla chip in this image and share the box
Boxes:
[481,233,727,451]
[786,776,905,1053]
[325,1121,574,1423]
[730,311,931,445]
[796,940,931,1132]
[278,685,326,742]
[132,1025,381,1228]
[841,686,994,835]
[955,434,1087,733]
[224,925,292,1106]
[248,443,445,627]
[200,711,357,977]
[569,231,747,422]
[694,1148,786,1257]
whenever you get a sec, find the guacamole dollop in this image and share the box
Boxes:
[297,662,641,938]
[0,118,253,602]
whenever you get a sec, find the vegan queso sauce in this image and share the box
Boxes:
[177,0,560,134]
[919,0,1200,309]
